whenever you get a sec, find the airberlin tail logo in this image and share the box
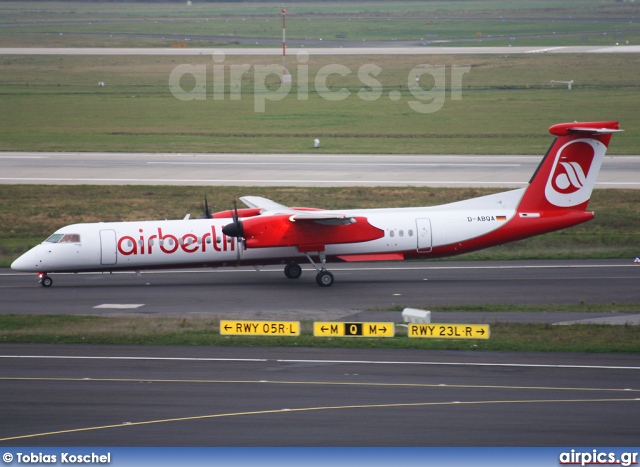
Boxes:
[553,160,589,194]
[545,138,605,207]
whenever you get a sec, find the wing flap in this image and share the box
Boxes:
[289,213,355,226]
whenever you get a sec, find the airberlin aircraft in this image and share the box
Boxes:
[12,121,621,287]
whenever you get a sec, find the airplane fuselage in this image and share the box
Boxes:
[12,188,529,273]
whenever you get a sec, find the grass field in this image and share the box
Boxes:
[1,1,639,48]
[1,53,639,154]
[1,312,639,353]
[8,18,639,46]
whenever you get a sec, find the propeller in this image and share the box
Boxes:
[201,193,212,219]
[222,200,244,238]
[222,200,245,265]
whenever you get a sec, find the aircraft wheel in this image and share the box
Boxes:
[40,276,53,287]
[284,262,302,279]
[315,271,334,287]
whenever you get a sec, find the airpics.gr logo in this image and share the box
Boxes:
[544,138,605,207]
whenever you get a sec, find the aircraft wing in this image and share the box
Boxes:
[240,196,354,225]
[225,196,383,250]
[239,196,289,212]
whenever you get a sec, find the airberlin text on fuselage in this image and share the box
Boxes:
[117,226,235,256]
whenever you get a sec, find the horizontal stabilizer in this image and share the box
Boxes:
[549,121,621,136]
[565,127,623,135]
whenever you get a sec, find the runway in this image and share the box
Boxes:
[2,45,640,55]
[1,152,639,188]
[2,260,639,322]
[1,344,638,446]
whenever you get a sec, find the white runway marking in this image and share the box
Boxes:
[0,177,529,185]
[1,262,636,278]
[525,47,568,54]
[0,354,638,371]
[0,355,267,362]
[277,359,640,371]
[2,177,640,186]
[146,162,523,168]
[93,304,145,309]
[2,46,640,56]
[0,156,48,159]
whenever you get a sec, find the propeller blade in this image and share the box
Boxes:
[200,193,212,219]
[236,238,244,265]
[231,200,244,266]
[222,199,244,238]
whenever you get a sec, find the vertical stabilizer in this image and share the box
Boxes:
[517,121,621,213]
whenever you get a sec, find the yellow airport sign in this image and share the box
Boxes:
[220,320,300,336]
[408,323,490,339]
[314,322,395,337]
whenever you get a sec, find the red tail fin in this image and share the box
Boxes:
[517,121,621,213]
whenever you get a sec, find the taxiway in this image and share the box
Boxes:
[1,153,639,188]
[1,344,638,446]
[2,260,639,322]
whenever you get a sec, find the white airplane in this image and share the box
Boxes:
[12,121,621,287]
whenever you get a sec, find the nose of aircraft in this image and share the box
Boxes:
[11,249,39,272]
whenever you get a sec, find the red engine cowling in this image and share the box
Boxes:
[241,215,384,249]
[212,208,262,219]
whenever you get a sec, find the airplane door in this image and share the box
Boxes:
[99,229,117,265]
[416,218,432,252]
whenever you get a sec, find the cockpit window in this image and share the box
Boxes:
[45,233,81,243]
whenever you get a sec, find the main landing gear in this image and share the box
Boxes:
[38,272,53,287]
[284,262,302,279]
[308,252,334,287]
[283,252,335,287]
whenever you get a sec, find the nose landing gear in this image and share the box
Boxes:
[38,273,53,287]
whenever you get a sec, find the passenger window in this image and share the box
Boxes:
[408,229,414,236]
[399,230,404,237]
[389,230,395,237]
